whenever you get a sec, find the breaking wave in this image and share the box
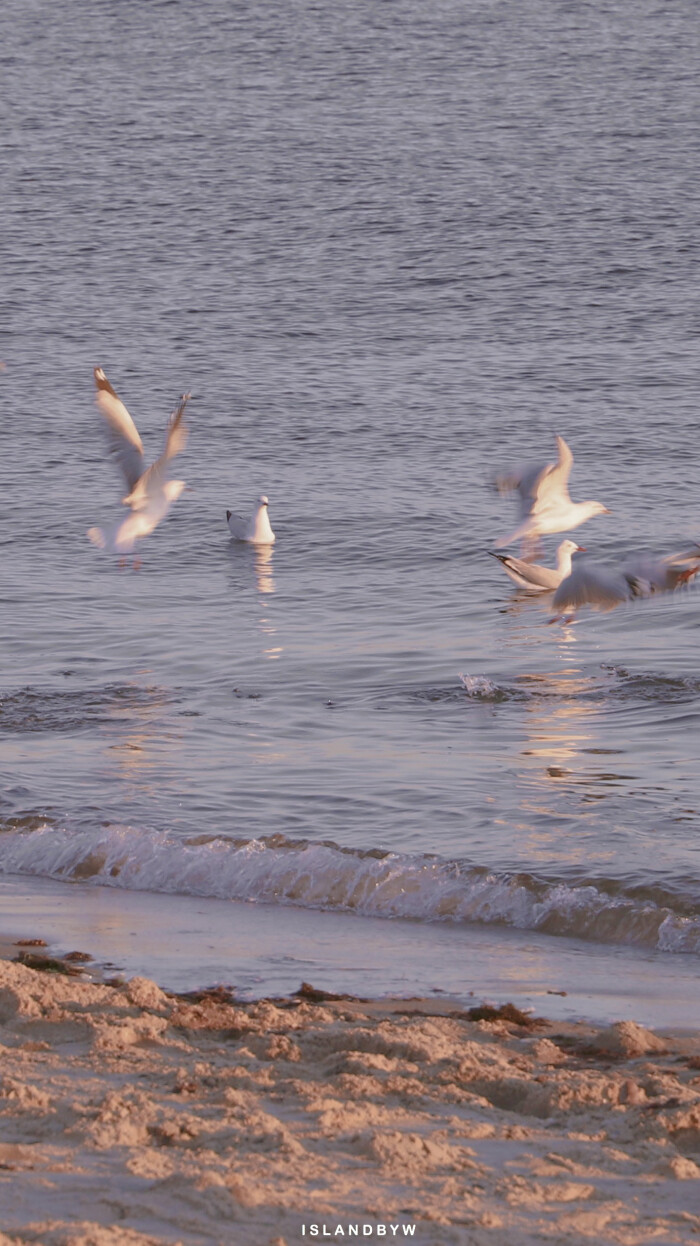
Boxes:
[0,823,698,956]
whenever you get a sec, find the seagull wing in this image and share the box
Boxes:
[496,457,555,519]
[94,367,145,494]
[495,439,574,546]
[624,548,700,594]
[161,392,190,463]
[125,394,190,512]
[226,511,249,540]
[118,464,185,540]
[494,457,556,545]
[530,435,574,514]
[552,562,631,614]
[488,551,560,591]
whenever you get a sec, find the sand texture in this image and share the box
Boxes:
[0,959,699,1245]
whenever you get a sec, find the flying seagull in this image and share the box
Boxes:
[88,367,190,555]
[549,547,700,622]
[496,435,610,553]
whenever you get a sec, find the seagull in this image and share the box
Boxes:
[549,547,700,622]
[624,548,700,595]
[226,495,275,544]
[87,367,190,555]
[496,435,610,553]
[489,539,585,593]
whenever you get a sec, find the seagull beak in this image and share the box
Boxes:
[576,545,586,552]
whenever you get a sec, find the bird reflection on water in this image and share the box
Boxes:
[518,667,599,769]
[254,544,276,597]
[226,542,283,661]
[252,545,283,660]
[512,659,636,869]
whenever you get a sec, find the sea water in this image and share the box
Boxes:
[2,0,700,1023]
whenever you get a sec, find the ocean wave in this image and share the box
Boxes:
[0,823,698,956]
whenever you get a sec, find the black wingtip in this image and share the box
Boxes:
[226,510,231,521]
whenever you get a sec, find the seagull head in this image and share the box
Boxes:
[258,494,269,507]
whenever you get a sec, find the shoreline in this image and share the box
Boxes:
[0,951,699,1245]
[2,873,700,1032]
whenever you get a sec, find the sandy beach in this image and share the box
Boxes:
[0,954,699,1246]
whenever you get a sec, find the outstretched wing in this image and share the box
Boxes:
[125,393,190,512]
[552,563,630,613]
[161,392,190,462]
[496,458,553,518]
[94,367,145,494]
[624,547,700,594]
[530,435,574,514]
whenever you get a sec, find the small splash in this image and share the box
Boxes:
[459,673,499,698]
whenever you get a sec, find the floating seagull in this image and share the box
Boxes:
[87,367,190,555]
[489,539,585,593]
[496,435,610,552]
[549,547,700,623]
[226,495,275,544]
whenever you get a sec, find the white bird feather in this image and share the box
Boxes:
[489,539,585,593]
[496,435,610,551]
[550,547,700,622]
[88,368,190,555]
[226,495,276,545]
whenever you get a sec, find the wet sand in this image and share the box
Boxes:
[0,954,699,1245]
[3,874,700,1030]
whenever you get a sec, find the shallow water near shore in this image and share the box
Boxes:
[3,874,700,1032]
[3,0,700,1018]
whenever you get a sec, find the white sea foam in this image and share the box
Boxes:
[0,824,698,956]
